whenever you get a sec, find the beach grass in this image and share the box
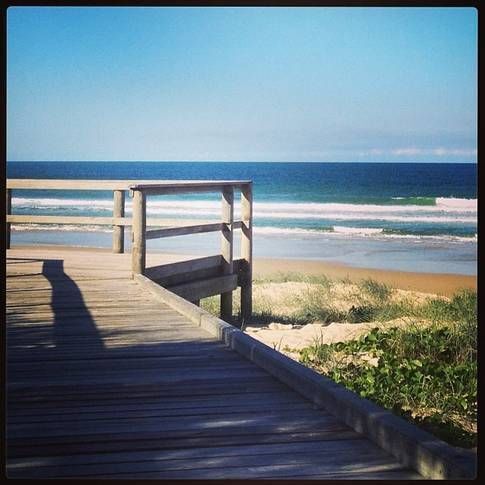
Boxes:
[200,273,477,449]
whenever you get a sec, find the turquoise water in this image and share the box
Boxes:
[8,161,477,274]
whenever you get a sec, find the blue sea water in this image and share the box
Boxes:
[7,161,477,275]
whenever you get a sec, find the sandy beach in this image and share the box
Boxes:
[253,257,476,298]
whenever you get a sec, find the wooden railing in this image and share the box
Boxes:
[6,179,242,253]
[129,181,253,322]
[6,178,253,322]
[6,179,163,253]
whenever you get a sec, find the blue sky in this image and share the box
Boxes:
[7,7,477,162]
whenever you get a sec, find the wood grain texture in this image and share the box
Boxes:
[6,247,420,479]
[240,183,253,321]
[220,187,234,321]
[112,190,125,253]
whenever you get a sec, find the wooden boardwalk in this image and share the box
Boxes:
[6,247,422,479]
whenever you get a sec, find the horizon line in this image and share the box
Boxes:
[7,160,478,164]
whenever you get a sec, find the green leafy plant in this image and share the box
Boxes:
[300,322,477,448]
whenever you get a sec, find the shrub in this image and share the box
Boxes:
[299,322,477,448]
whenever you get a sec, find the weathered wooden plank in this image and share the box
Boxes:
[146,218,241,228]
[112,190,125,253]
[7,296,155,310]
[131,189,146,275]
[6,188,12,249]
[8,366,270,388]
[7,317,193,332]
[7,414,343,445]
[146,222,223,240]
[8,396,309,419]
[7,179,132,190]
[7,437,365,469]
[8,398,312,422]
[220,186,234,321]
[8,377,287,401]
[168,274,238,301]
[8,386,303,408]
[7,214,130,226]
[129,180,251,194]
[7,428,357,460]
[155,265,224,288]
[20,457,409,480]
[7,441,403,478]
[135,254,222,279]
[8,358,259,380]
[8,405,320,430]
[240,182,253,321]
[7,179,217,190]
[7,341,234,362]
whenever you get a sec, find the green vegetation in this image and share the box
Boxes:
[300,289,477,448]
[200,274,477,448]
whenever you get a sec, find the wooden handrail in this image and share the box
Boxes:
[129,181,251,195]
[147,222,222,240]
[129,180,253,323]
[6,179,249,253]
[7,215,131,226]
[7,179,251,190]
[145,221,243,239]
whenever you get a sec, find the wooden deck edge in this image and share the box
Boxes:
[134,273,477,480]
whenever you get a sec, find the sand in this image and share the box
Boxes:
[253,257,476,298]
[244,279,436,360]
[246,258,475,359]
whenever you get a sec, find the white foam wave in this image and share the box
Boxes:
[12,196,477,224]
[333,226,384,235]
[435,197,477,210]
[12,196,477,212]
[12,222,477,243]
[254,226,477,243]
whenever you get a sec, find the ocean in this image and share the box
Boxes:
[7,161,477,275]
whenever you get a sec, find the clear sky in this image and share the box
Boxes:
[7,6,477,162]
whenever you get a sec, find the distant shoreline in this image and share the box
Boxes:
[10,243,476,298]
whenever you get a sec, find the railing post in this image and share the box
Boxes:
[220,186,234,321]
[240,183,253,323]
[6,188,12,249]
[112,190,125,253]
[131,189,146,277]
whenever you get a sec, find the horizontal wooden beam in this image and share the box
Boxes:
[9,179,245,193]
[7,179,251,192]
[7,215,130,226]
[129,181,252,195]
[7,179,132,190]
[7,215,243,230]
[146,223,223,240]
[145,255,223,281]
[168,274,238,302]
